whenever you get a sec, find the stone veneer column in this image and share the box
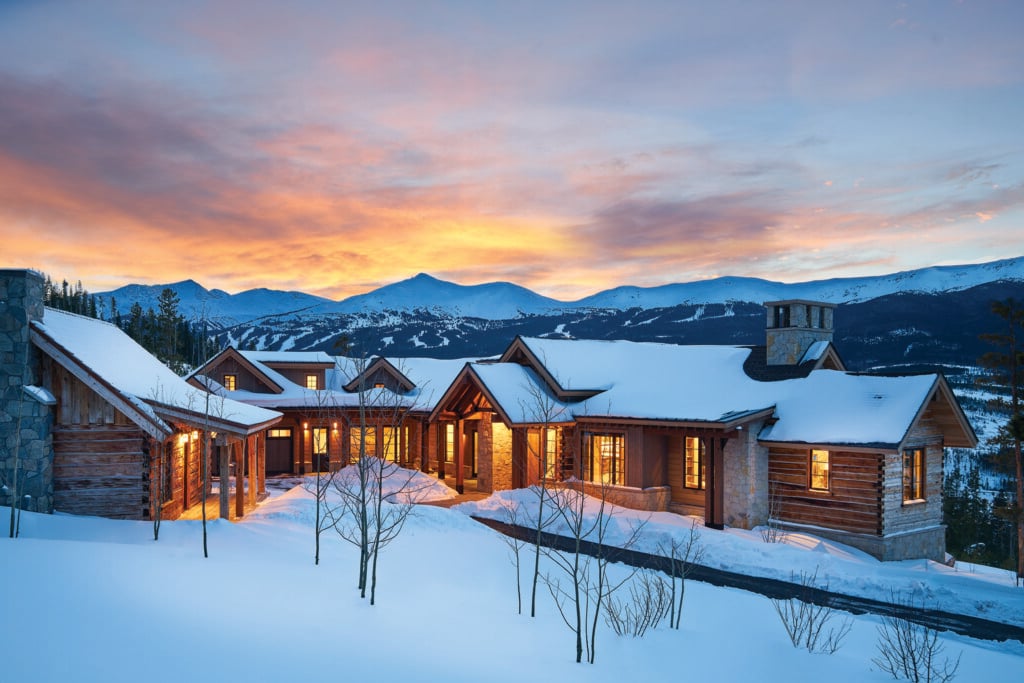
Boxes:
[0,269,54,513]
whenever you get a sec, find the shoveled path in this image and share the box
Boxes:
[472,517,1024,644]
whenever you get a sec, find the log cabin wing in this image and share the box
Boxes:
[29,308,282,520]
[429,334,977,562]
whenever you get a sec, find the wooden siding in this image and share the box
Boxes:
[42,354,133,428]
[667,434,705,510]
[882,406,945,536]
[769,446,883,535]
[206,356,276,393]
[53,426,150,519]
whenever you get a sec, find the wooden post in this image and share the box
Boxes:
[218,441,229,520]
[257,432,266,495]
[248,435,257,506]
[455,418,465,494]
[437,423,446,480]
[703,437,726,530]
[235,440,246,519]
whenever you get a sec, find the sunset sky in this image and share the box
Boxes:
[1,1,1022,300]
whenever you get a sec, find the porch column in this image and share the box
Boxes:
[248,435,257,507]
[257,432,266,495]
[437,423,445,480]
[704,437,726,530]
[455,418,465,494]
[218,441,230,520]
[235,440,246,519]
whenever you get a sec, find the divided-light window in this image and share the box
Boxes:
[305,374,319,390]
[585,433,624,487]
[222,374,237,391]
[809,449,830,491]
[902,448,925,502]
[684,436,705,490]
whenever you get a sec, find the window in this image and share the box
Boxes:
[382,426,405,463]
[305,374,319,390]
[350,426,376,460]
[684,436,705,490]
[809,449,830,491]
[374,382,386,389]
[267,428,292,438]
[222,374,237,391]
[774,305,790,328]
[444,423,455,463]
[527,427,559,479]
[544,428,558,480]
[312,427,328,471]
[903,448,925,502]
[585,433,624,486]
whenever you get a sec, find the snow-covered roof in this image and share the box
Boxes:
[32,309,281,436]
[244,350,334,365]
[468,363,575,424]
[473,337,971,448]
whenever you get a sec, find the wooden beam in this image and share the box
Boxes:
[235,440,245,519]
[455,417,465,494]
[257,432,266,495]
[248,435,257,506]
[218,443,229,519]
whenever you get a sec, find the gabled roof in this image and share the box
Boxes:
[452,336,978,447]
[33,309,281,438]
[429,363,574,425]
[343,357,416,393]
[189,346,285,394]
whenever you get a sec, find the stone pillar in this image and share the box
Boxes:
[0,269,54,514]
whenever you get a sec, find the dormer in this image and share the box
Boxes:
[765,300,836,366]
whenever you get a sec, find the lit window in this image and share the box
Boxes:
[444,423,455,463]
[585,433,624,486]
[684,437,705,490]
[374,382,386,389]
[349,426,376,460]
[223,374,237,391]
[305,374,319,390]
[267,428,291,439]
[544,428,558,480]
[383,426,399,462]
[810,449,830,491]
[903,448,925,501]
[312,427,328,471]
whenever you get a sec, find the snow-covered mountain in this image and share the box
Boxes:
[96,256,1024,327]
[98,279,333,326]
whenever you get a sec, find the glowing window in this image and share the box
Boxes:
[684,437,705,490]
[586,433,624,486]
[305,374,319,390]
[267,428,292,438]
[350,426,376,460]
[903,448,925,501]
[444,423,455,463]
[810,449,830,491]
[222,374,237,391]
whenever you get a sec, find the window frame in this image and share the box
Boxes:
[902,447,926,503]
[684,436,705,490]
[585,432,625,487]
[305,374,319,390]
[222,374,237,391]
[809,449,830,492]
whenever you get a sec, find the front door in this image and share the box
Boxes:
[266,428,293,474]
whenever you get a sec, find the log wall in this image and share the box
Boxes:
[53,426,150,519]
[768,446,883,535]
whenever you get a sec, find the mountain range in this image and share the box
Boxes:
[93,256,1024,373]
[98,256,1024,327]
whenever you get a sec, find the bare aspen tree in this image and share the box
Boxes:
[330,356,427,604]
[658,519,705,629]
[770,568,852,654]
[499,498,531,614]
[543,482,646,663]
[873,591,961,682]
[517,373,567,618]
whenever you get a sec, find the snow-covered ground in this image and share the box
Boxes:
[2,477,1021,682]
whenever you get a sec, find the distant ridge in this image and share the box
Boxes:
[95,256,1024,326]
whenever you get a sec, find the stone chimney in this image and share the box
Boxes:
[0,269,53,513]
[765,299,835,366]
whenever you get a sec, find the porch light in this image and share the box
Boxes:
[303,422,309,430]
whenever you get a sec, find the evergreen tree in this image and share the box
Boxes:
[978,298,1024,584]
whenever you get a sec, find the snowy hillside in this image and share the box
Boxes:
[97,256,1024,326]
[2,481,1021,682]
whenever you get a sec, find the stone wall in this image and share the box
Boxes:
[722,425,768,530]
[562,480,671,512]
[490,419,513,491]
[765,301,835,365]
[0,269,54,513]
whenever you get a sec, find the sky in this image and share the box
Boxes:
[1,0,1022,300]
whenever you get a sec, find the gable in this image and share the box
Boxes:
[343,357,416,393]
[192,347,284,394]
